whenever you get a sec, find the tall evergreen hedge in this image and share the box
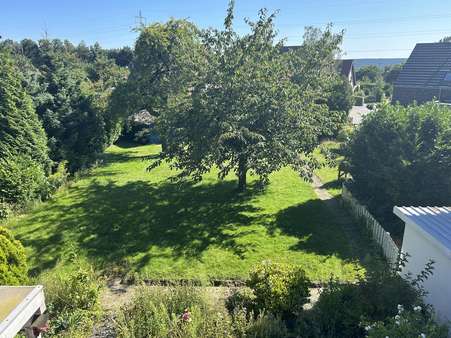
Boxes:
[0,52,50,209]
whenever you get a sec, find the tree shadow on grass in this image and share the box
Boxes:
[266,198,359,261]
[19,179,265,275]
[321,179,342,191]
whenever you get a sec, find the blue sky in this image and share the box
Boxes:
[2,0,451,58]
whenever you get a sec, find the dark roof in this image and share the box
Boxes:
[337,59,354,77]
[395,43,451,87]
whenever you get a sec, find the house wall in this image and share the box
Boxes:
[401,222,451,323]
[392,86,440,105]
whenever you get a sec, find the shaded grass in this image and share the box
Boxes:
[6,143,365,282]
[314,141,343,197]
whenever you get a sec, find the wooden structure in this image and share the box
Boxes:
[342,184,400,266]
[0,286,47,338]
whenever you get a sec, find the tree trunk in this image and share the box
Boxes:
[237,156,247,192]
[161,137,167,152]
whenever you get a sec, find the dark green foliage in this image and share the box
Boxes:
[1,38,129,172]
[0,52,50,209]
[325,76,354,136]
[0,226,28,285]
[0,155,48,207]
[327,76,354,113]
[439,36,451,43]
[356,65,381,82]
[149,3,343,191]
[344,102,451,237]
[297,259,422,338]
[247,261,311,318]
[0,52,50,170]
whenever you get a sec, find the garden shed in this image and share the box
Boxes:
[394,206,451,323]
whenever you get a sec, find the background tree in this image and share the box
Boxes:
[439,36,451,43]
[0,38,130,172]
[115,19,206,127]
[151,1,343,191]
[0,51,50,208]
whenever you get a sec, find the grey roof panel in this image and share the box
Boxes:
[395,43,451,87]
[394,206,451,254]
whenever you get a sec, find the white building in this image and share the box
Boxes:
[394,206,451,323]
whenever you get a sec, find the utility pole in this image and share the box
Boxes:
[42,21,49,40]
[135,10,147,28]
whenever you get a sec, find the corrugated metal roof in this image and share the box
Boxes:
[395,43,451,87]
[394,206,451,253]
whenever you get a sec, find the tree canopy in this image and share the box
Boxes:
[141,1,344,191]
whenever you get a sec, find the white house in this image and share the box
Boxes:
[394,206,451,323]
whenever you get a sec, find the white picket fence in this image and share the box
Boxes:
[342,183,400,266]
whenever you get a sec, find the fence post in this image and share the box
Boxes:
[341,183,400,266]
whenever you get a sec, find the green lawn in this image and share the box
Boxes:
[314,141,343,197]
[6,143,364,282]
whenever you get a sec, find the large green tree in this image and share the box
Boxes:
[150,1,343,191]
[0,52,50,207]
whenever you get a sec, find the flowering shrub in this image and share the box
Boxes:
[115,285,290,338]
[39,256,102,337]
[366,304,449,338]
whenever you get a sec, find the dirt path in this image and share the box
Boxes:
[311,174,366,260]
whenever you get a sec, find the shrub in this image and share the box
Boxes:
[344,102,451,237]
[225,287,257,315]
[247,261,311,318]
[39,257,102,336]
[0,226,28,285]
[0,202,12,219]
[42,161,69,200]
[0,154,47,208]
[116,285,291,338]
[366,103,375,110]
[307,261,424,338]
[366,305,449,338]
[336,124,354,142]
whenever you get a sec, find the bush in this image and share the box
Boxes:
[336,124,354,142]
[366,305,449,338]
[0,154,47,209]
[247,261,311,318]
[0,226,28,285]
[306,260,424,338]
[42,161,69,200]
[366,103,375,110]
[39,257,102,336]
[344,102,451,237]
[116,285,290,338]
[226,287,257,315]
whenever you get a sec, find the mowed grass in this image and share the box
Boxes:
[6,143,364,282]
